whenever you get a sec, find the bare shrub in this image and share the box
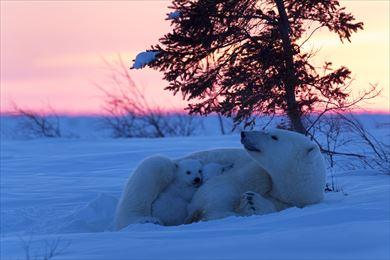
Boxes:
[340,114,389,173]
[245,83,387,174]
[324,172,347,196]
[12,105,61,138]
[19,236,71,260]
[306,112,389,174]
[97,56,202,138]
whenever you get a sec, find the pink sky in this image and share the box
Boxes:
[1,1,389,115]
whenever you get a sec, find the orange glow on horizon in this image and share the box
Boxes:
[1,1,389,115]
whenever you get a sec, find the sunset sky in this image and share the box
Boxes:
[1,0,389,115]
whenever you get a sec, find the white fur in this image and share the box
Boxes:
[151,159,202,226]
[236,191,277,216]
[202,162,233,182]
[186,129,326,222]
[241,129,326,207]
[183,149,272,221]
[114,156,176,230]
[115,129,326,228]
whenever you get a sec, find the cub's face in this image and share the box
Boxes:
[175,159,203,187]
[240,129,320,173]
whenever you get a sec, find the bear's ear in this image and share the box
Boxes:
[306,144,319,156]
[174,163,179,169]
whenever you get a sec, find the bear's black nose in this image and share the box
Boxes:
[241,131,246,140]
[194,177,201,183]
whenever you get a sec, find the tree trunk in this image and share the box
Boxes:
[274,0,306,134]
[217,113,226,135]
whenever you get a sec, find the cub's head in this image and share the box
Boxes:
[202,162,234,182]
[175,159,203,187]
[240,129,322,174]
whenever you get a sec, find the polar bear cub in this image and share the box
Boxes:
[151,159,203,226]
[115,156,177,230]
[201,162,234,182]
[185,129,326,224]
[152,161,232,226]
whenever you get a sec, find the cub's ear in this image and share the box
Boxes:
[222,163,234,172]
[306,144,319,155]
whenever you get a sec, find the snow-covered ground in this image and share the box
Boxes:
[1,115,389,260]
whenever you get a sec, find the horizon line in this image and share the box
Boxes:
[1,109,389,117]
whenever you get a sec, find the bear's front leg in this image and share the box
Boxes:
[236,191,276,216]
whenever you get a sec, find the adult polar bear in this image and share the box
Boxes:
[115,129,326,230]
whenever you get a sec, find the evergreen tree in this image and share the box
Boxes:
[144,0,363,133]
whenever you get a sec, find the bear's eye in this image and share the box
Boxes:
[271,135,278,141]
[186,171,191,175]
[199,170,202,173]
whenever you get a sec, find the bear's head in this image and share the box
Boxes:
[240,129,326,206]
[175,159,203,187]
[240,129,321,173]
[202,162,234,182]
